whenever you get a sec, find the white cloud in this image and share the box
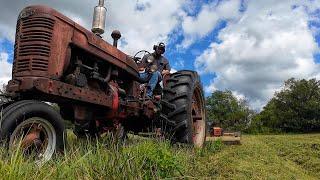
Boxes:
[0,0,186,55]
[0,52,12,86]
[170,68,177,73]
[195,0,320,110]
[0,0,187,89]
[179,0,241,48]
[105,0,185,54]
[1,0,320,112]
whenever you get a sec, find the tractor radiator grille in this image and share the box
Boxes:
[13,16,54,75]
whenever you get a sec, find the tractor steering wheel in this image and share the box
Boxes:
[133,50,151,64]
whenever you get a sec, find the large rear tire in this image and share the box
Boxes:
[161,70,206,147]
[0,100,65,164]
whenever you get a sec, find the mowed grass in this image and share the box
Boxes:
[194,134,320,179]
[0,133,319,179]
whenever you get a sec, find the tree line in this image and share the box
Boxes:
[206,78,320,133]
[2,79,320,133]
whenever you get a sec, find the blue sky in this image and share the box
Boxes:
[0,0,320,109]
[166,20,228,95]
[0,39,13,63]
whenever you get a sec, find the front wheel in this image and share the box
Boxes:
[0,100,65,164]
[161,70,207,147]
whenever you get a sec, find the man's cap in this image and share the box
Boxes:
[157,42,165,52]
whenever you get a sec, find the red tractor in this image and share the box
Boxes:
[0,0,206,162]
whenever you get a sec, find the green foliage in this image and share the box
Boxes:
[206,90,254,131]
[252,78,320,133]
[205,139,223,153]
[196,139,223,157]
[261,134,320,177]
[0,132,189,179]
[124,140,184,178]
[0,133,319,179]
[182,134,320,179]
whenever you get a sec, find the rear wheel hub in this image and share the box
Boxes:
[9,117,56,164]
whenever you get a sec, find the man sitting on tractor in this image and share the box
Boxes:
[139,42,171,98]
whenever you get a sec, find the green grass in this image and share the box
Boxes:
[0,133,319,179]
[194,134,320,179]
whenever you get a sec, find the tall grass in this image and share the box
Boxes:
[0,131,223,179]
[0,131,319,179]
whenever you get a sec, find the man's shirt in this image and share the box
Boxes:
[141,53,171,73]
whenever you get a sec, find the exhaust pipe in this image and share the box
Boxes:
[91,0,107,36]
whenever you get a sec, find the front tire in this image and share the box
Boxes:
[161,70,206,147]
[0,100,65,164]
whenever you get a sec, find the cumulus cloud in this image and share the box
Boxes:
[195,0,320,109]
[0,0,185,54]
[0,52,12,87]
[1,0,320,111]
[0,0,189,84]
[105,0,184,54]
[179,0,242,48]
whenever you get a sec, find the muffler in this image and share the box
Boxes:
[91,0,107,36]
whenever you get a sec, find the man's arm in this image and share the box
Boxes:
[161,57,171,75]
[139,54,150,71]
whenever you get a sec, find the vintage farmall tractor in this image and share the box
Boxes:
[0,0,206,162]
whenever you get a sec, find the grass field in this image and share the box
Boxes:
[0,133,319,179]
[197,134,320,179]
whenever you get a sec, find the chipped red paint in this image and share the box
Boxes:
[6,5,161,135]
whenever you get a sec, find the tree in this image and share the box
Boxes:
[256,78,320,132]
[206,90,253,131]
[0,83,9,105]
[0,83,6,94]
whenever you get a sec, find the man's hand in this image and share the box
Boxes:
[162,70,170,75]
[150,65,158,72]
[139,67,145,71]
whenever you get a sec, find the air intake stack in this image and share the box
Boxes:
[91,0,107,36]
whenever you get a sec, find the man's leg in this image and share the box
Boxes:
[147,71,161,97]
[139,72,148,80]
